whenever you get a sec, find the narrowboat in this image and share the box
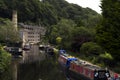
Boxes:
[39,45,45,50]
[58,54,111,80]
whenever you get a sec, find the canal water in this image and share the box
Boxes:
[11,45,67,80]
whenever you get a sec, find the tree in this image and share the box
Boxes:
[0,45,12,80]
[0,0,12,18]
[0,0,100,27]
[49,19,76,49]
[71,27,95,52]
[56,37,62,49]
[0,0,58,26]
[96,0,120,61]
[0,18,21,45]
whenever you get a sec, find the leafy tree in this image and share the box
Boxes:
[71,27,95,52]
[43,0,69,19]
[0,0,58,26]
[0,45,12,80]
[0,18,21,44]
[0,0,12,18]
[96,0,120,61]
[81,8,101,27]
[0,0,100,27]
[50,19,76,49]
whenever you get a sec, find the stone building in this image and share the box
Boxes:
[19,23,46,45]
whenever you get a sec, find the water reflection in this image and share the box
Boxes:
[12,45,45,80]
[11,45,82,80]
[21,45,45,63]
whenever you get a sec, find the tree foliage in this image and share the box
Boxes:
[50,19,76,49]
[49,19,96,51]
[80,42,103,55]
[0,18,21,44]
[96,0,120,60]
[0,0,100,27]
[0,45,12,80]
[99,52,113,60]
[71,27,95,52]
[0,48,11,72]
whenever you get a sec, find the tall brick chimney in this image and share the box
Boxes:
[12,10,18,31]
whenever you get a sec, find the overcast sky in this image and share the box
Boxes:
[65,0,102,13]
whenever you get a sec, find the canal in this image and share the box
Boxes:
[8,45,115,80]
[11,45,67,80]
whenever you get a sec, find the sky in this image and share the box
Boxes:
[65,0,102,13]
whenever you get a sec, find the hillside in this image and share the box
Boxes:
[0,0,101,27]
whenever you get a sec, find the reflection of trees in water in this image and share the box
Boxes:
[12,45,79,80]
[17,45,66,80]
[17,59,66,80]
[21,45,45,63]
[21,51,45,63]
[17,62,40,80]
[12,45,45,80]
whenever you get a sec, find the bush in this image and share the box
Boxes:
[80,42,104,55]
[99,52,113,60]
[98,52,114,67]
[0,45,12,80]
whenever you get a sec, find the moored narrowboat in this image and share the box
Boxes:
[58,53,111,80]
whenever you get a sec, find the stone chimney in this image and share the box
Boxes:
[12,10,18,31]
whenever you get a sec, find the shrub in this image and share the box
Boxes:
[0,45,12,80]
[80,42,104,55]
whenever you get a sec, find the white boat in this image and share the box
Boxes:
[23,44,31,50]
